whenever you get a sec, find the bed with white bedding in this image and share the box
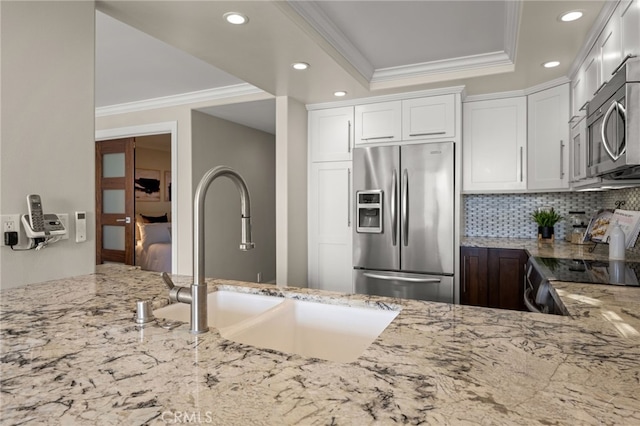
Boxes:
[135,220,172,273]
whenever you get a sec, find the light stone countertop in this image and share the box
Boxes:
[1,264,639,425]
[462,236,640,262]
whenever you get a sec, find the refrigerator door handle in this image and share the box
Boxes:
[347,168,351,227]
[363,272,441,283]
[391,169,397,246]
[402,168,409,246]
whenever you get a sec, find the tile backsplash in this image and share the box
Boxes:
[464,187,640,244]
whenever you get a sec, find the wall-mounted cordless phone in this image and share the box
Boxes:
[21,194,66,238]
[27,194,45,233]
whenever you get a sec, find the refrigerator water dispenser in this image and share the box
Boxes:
[356,190,383,233]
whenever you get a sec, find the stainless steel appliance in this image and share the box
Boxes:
[524,257,567,315]
[353,142,454,303]
[524,256,640,315]
[587,56,640,179]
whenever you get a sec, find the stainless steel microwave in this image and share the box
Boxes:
[587,57,640,179]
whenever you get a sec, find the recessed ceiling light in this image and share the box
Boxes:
[292,62,309,70]
[224,12,248,25]
[334,91,347,97]
[560,10,583,22]
[543,61,560,68]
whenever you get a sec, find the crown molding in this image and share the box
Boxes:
[524,76,571,95]
[464,89,527,103]
[464,76,570,102]
[95,84,264,117]
[286,0,374,80]
[504,1,522,61]
[371,51,513,84]
[288,0,520,89]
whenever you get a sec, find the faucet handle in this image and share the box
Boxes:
[161,272,175,290]
[161,272,193,304]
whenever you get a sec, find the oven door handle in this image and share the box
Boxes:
[524,288,542,313]
[601,101,626,161]
[363,272,440,283]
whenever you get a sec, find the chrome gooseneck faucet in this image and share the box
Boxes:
[162,166,254,334]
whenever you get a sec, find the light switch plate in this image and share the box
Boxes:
[75,211,87,243]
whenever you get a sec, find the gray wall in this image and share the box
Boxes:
[0,1,96,289]
[191,111,276,283]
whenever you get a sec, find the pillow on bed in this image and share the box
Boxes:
[140,213,168,223]
[138,222,171,249]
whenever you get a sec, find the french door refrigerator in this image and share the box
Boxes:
[353,142,455,303]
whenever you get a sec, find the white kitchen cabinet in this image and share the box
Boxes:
[599,14,622,85]
[620,0,640,59]
[570,116,588,182]
[308,161,353,293]
[309,107,354,162]
[354,101,401,145]
[583,45,601,100]
[402,95,456,141]
[527,84,571,191]
[571,67,587,120]
[462,97,527,192]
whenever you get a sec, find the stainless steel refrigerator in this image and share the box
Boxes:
[353,142,455,303]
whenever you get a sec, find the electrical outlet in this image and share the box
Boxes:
[56,213,69,240]
[2,214,22,247]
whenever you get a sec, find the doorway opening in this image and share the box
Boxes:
[95,122,178,273]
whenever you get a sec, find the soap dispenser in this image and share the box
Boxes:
[609,220,626,260]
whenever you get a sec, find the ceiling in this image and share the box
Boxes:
[95,0,606,134]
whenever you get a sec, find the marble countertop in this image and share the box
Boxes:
[1,264,639,425]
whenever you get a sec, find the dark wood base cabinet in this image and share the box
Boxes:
[460,247,528,311]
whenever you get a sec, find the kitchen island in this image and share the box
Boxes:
[1,263,639,425]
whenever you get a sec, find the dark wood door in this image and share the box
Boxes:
[488,249,528,311]
[460,247,488,306]
[95,138,135,265]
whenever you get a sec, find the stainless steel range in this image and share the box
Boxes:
[533,257,640,286]
[525,256,640,315]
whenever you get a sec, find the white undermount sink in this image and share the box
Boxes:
[153,290,400,363]
[220,298,399,363]
[153,290,284,329]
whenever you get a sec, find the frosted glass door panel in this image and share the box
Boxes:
[103,190,125,214]
[103,153,125,178]
[96,138,135,266]
[103,226,125,250]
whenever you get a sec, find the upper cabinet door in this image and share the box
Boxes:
[462,97,527,192]
[599,15,622,84]
[309,107,354,162]
[354,101,402,145]
[402,95,456,141]
[571,66,587,119]
[620,0,640,59]
[570,116,588,183]
[583,45,601,99]
[527,84,571,191]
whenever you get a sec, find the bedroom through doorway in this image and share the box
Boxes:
[95,133,173,273]
[133,134,173,273]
